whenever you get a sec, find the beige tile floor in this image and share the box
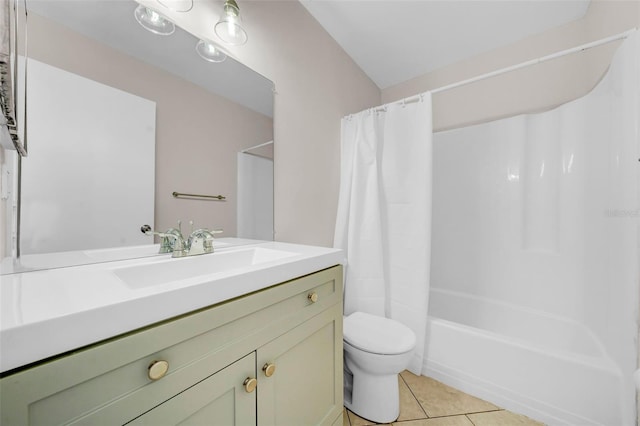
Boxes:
[343,371,544,426]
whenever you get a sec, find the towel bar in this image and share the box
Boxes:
[172,191,226,201]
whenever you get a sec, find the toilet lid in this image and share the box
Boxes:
[343,312,416,355]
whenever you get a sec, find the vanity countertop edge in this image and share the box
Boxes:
[0,240,344,374]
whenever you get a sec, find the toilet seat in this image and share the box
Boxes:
[343,312,416,355]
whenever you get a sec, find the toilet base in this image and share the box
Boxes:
[343,364,400,423]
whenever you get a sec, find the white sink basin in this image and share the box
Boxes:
[114,247,297,289]
[85,241,233,262]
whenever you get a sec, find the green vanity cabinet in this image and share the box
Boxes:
[128,352,257,426]
[0,265,344,426]
[257,304,343,426]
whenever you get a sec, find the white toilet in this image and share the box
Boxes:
[343,311,417,423]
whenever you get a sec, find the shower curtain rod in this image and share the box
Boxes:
[241,140,273,153]
[377,28,637,110]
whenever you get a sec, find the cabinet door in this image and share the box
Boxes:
[127,353,257,426]
[257,304,343,426]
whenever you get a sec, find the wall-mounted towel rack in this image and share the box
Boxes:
[172,191,226,201]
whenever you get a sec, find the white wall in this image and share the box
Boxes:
[142,0,381,247]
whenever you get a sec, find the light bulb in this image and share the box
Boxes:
[196,40,227,63]
[134,4,175,36]
[214,0,248,46]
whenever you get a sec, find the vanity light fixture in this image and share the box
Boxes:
[134,4,175,36]
[196,40,227,63]
[214,0,248,46]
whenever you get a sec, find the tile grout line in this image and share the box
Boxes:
[465,414,477,426]
[424,408,505,420]
[399,373,430,419]
[347,373,510,425]
[463,409,505,416]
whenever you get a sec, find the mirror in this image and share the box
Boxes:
[0,0,28,156]
[0,0,274,274]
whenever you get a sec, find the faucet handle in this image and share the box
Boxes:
[187,228,215,255]
[141,224,183,239]
[141,224,186,257]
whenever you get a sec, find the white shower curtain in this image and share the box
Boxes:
[334,94,433,374]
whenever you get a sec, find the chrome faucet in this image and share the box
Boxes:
[158,227,183,254]
[141,223,223,258]
[141,224,187,257]
[187,229,214,256]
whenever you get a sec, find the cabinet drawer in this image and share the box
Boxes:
[1,266,342,425]
[126,353,257,426]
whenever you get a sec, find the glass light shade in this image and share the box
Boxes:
[214,0,248,46]
[196,40,227,63]
[157,0,193,12]
[134,5,175,35]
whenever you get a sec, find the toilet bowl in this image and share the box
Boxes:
[343,311,417,423]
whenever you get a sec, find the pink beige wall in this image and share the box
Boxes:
[27,13,273,237]
[382,0,640,132]
[226,1,382,246]
[143,0,382,247]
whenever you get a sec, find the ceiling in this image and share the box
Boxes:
[301,0,591,89]
[27,0,592,105]
[26,0,274,117]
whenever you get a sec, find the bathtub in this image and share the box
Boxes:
[424,288,626,426]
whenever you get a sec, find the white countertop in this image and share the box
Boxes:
[0,240,343,373]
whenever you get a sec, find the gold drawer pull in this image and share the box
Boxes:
[244,377,258,393]
[262,363,276,377]
[148,360,169,381]
[308,292,318,303]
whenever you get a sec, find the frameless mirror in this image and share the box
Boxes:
[0,0,28,156]
[0,0,274,274]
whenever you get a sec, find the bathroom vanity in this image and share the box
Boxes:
[0,241,344,425]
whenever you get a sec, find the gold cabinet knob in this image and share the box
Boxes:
[262,363,276,377]
[148,360,169,381]
[308,292,318,303]
[243,377,257,393]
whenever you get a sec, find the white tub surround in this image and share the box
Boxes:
[0,239,343,373]
[426,289,623,426]
[429,31,639,425]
